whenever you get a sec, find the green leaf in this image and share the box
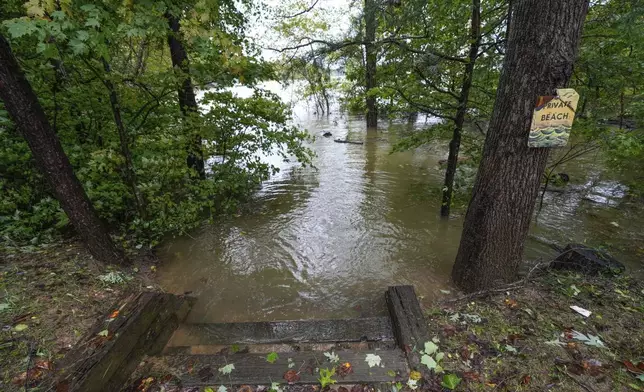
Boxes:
[4,20,35,39]
[420,354,436,370]
[85,18,101,28]
[97,329,108,336]
[14,324,28,332]
[423,341,439,355]
[441,374,462,390]
[387,369,396,377]
[266,352,279,363]
[217,386,227,392]
[204,388,214,392]
[0,303,9,312]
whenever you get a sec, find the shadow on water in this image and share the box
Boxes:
[158,85,643,323]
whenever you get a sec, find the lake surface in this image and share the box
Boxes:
[157,83,643,323]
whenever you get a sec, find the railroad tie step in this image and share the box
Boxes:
[163,349,408,386]
[166,316,396,347]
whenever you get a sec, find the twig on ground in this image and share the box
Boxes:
[441,260,551,304]
[561,368,598,392]
[24,341,36,391]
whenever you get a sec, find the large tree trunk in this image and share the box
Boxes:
[166,12,205,178]
[451,0,589,292]
[0,35,125,265]
[440,0,481,218]
[364,0,378,129]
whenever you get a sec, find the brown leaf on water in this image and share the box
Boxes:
[284,370,300,384]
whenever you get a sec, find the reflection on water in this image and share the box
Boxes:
[158,84,643,323]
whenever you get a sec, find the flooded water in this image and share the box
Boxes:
[158,83,643,323]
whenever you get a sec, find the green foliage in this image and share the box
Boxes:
[265,351,279,363]
[317,367,336,388]
[440,373,462,390]
[0,0,313,248]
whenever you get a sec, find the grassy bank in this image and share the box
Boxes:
[0,241,159,391]
[423,269,644,391]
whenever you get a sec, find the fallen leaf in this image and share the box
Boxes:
[441,373,462,390]
[521,374,531,385]
[504,298,518,309]
[283,369,300,383]
[34,360,52,370]
[14,324,28,332]
[462,371,481,382]
[624,361,644,375]
[324,351,339,363]
[409,370,422,381]
[97,329,109,337]
[365,354,381,368]
[218,363,235,375]
[266,352,279,364]
[420,354,436,370]
[570,305,591,318]
[423,341,439,355]
[337,362,353,378]
[108,310,119,319]
[442,324,457,337]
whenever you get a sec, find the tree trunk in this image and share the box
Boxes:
[0,35,125,265]
[451,0,589,292]
[440,0,481,218]
[166,12,205,178]
[101,57,146,219]
[364,0,378,129]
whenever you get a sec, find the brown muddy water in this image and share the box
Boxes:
[158,84,643,323]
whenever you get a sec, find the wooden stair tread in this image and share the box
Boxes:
[164,349,408,385]
[168,317,394,347]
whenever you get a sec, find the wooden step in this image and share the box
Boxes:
[164,349,408,385]
[163,341,398,356]
[167,317,395,347]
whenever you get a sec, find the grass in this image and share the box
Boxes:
[0,240,157,391]
[423,270,644,391]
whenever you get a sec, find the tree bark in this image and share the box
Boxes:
[451,0,589,292]
[440,0,481,218]
[0,35,125,265]
[364,0,378,129]
[166,12,205,178]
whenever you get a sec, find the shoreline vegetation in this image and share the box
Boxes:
[1,240,642,391]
